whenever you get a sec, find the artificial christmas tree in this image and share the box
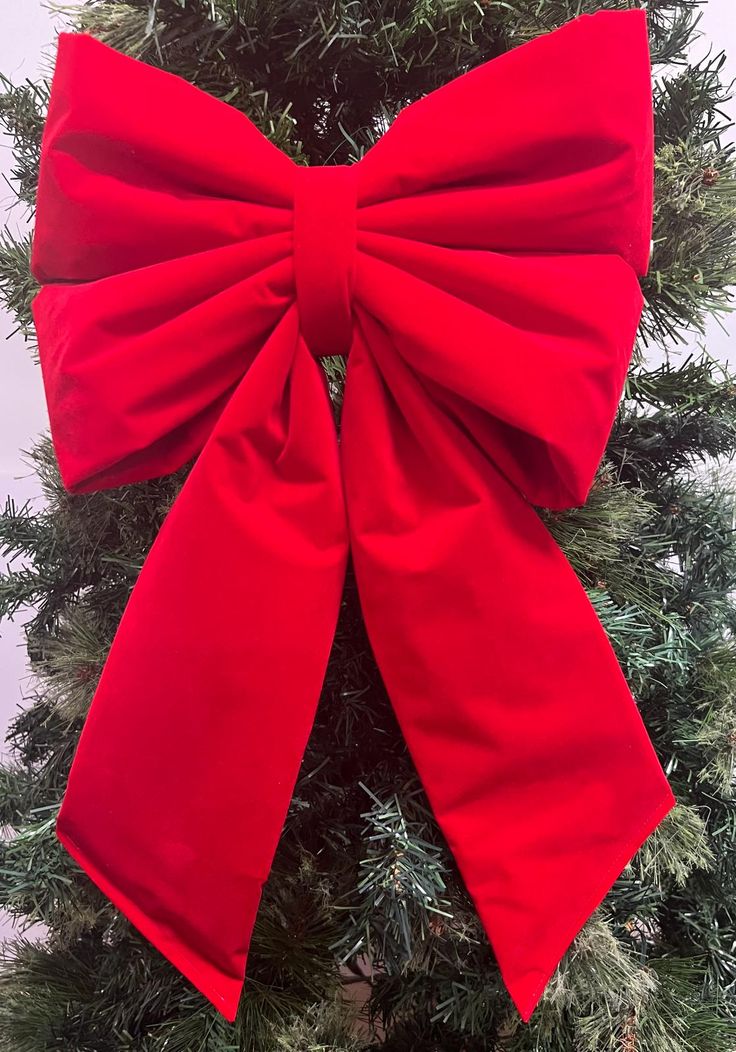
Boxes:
[1,2,736,1050]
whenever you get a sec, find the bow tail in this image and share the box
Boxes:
[56,307,349,1021]
[341,310,675,1021]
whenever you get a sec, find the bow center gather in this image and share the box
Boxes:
[294,164,356,359]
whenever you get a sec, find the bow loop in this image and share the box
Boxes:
[356,10,653,274]
[353,234,642,509]
[31,33,294,285]
[30,34,301,493]
[32,242,294,493]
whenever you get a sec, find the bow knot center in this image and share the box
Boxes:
[294,165,356,358]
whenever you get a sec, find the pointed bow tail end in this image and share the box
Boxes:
[32,8,675,1024]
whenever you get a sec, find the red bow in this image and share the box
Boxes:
[31,9,675,1023]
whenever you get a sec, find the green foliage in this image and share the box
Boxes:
[0,75,46,207]
[334,784,452,967]
[644,51,736,344]
[635,803,715,886]
[0,233,35,339]
[1,0,736,1048]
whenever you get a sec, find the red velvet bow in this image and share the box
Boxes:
[31,9,676,1023]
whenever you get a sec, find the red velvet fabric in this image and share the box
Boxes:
[31,9,676,1024]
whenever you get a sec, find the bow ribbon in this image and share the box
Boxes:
[31,9,675,1023]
